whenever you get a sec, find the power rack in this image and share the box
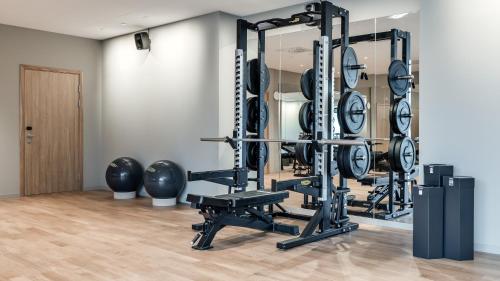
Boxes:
[187,1,368,250]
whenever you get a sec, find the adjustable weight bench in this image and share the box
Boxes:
[187,190,299,250]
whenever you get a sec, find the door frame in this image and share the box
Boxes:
[19,64,84,196]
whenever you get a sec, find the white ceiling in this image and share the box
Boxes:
[0,0,307,40]
[264,12,420,75]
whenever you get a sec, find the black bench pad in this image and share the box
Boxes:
[187,190,289,208]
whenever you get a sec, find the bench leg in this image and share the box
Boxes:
[192,219,225,250]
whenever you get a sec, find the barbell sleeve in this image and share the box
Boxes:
[396,74,414,80]
[347,64,367,70]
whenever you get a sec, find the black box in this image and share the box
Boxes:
[424,164,454,186]
[444,176,475,260]
[412,185,444,259]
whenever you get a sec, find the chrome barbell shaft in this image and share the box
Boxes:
[200,137,366,146]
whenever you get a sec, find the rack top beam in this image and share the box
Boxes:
[332,29,410,49]
[246,5,348,32]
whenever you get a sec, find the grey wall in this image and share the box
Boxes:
[421,0,500,254]
[102,12,237,200]
[0,24,102,196]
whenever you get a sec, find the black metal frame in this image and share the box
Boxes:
[331,29,415,220]
[270,1,359,250]
[188,1,364,250]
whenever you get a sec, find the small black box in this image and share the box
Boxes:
[412,185,444,259]
[424,164,454,186]
[444,176,475,260]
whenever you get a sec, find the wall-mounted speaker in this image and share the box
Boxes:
[134,32,151,50]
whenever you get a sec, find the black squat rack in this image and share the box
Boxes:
[270,2,373,249]
[186,1,369,250]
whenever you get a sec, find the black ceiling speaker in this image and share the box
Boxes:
[134,32,151,50]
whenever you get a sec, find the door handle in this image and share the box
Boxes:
[26,126,34,144]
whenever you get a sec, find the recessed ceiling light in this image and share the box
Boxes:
[364,56,368,60]
[388,13,408,19]
[120,23,127,26]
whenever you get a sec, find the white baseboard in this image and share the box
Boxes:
[350,215,413,231]
[474,243,500,255]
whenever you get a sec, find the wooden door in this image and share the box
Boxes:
[20,65,83,196]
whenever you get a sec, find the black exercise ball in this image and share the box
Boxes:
[144,160,186,199]
[105,157,143,193]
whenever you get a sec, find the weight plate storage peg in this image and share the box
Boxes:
[343,47,365,89]
[338,91,367,134]
[300,68,315,100]
[388,60,412,96]
[388,136,416,173]
[246,97,269,133]
[246,59,270,95]
[299,101,314,133]
[246,135,269,171]
[337,137,370,180]
[390,98,412,134]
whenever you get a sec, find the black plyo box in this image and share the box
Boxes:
[424,164,454,186]
[412,185,444,259]
[443,176,475,260]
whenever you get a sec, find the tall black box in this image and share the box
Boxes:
[424,164,454,186]
[413,185,444,259]
[443,176,475,260]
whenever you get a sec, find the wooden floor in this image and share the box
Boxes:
[0,191,499,281]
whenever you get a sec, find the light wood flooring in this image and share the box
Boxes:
[0,191,499,281]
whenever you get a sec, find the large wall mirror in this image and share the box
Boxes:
[258,11,419,223]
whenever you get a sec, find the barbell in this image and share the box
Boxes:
[200,137,366,146]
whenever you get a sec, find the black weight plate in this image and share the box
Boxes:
[338,91,367,134]
[246,97,269,133]
[388,60,411,96]
[390,98,412,135]
[246,59,270,95]
[388,136,416,173]
[300,68,315,100]
[343,47,360,89]
[336,144,348,177]
[337,137,370,180]
[387,136,399,172]
[246,136,269,171]
[295,136,313,166]
[299,101,314,133]
[296,143,314,166]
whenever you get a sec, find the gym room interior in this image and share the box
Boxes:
[0,0,498,280]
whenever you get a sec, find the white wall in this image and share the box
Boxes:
[420,0,500,254]
[102,12,237,200]
[0,24,102,196]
